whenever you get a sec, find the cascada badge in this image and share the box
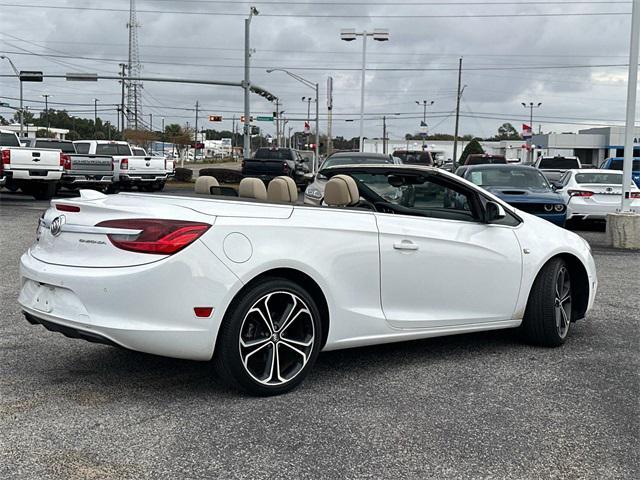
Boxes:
[50,215,66,237]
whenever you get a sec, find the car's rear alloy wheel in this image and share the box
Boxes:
[239,291,315,386]
[520,258,573,347]
[215,278,322,396]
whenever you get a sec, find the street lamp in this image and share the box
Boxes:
[93,98,99,136]
[415,100,434,148]
[1,55,23,137]
[267,68,320,171]
[521,101,542,163]
[340,28,390,152]
[243,6,259,160]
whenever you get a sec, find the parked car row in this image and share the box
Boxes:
[0,132,173,199]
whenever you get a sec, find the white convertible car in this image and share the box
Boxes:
[19,165,597,395]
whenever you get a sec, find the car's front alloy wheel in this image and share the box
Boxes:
[521,258,574,347]
[215,278,322,396]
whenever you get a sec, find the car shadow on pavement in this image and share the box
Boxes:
[47,327,527,397]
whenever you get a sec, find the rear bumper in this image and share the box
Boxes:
[18,241,242,361]
[4,169,62,181]
[0,175,5,187]
[61,174,113,186]
[567,200,640,220]
[118,173,168,183]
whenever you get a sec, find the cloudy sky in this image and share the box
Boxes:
[0,0,635,140]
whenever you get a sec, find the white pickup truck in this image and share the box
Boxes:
[1,130,64,199]
[74,140,168,192]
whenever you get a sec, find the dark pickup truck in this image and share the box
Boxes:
[242,148,309,186]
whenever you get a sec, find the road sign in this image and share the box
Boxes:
[19,71,43,82]
[240,115,254,123]
[256,116,273,122]
[66,73,98,82]
[208,115,223,122]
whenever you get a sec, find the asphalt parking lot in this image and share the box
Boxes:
[1,192,638,480]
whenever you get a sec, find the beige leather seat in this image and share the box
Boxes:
[194,175,219,194]
[238,177,267,200]
[267,176,298,203]
[324,174,359,207]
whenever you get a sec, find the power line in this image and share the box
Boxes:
[0,50,630,72]
[0,3,629,17]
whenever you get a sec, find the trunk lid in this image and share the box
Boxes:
[30,191,292,267]
[6,147,61,170]
[126,156,166,174]
[67,154,114,174]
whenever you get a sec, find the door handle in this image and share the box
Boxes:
[393,240,419,251]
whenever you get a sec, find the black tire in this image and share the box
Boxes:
[520,258,573,347]
[152,181,165,192]
[5,183,19,192]
[214,277,323,396]
[32,183,57,200]
[105,184,119,194]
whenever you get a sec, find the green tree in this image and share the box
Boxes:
[0,115,8,126]
[490,122,521,140]
[459,138,484,165]
[36,129,56,138]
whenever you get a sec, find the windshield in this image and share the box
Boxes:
[0,132,20,147]
[96,144,132,156]
[466,155,506,165]
[467,167,551,190]
[575,173,623,185]
[393,151,432,165]
[322,155,393,170]
[34,140,76,153]
[608,159,640,171]
[538,157,579,169]
[254,148,293,160]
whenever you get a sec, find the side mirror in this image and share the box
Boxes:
[485,201,506,223]
[551,181,563,190]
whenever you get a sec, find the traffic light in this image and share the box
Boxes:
[208,115,223,122]
[250,126,260,135]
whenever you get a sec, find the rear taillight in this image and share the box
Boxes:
[95,219,210,255]
[120,158,129,170]
[631,192,640,199]
[568,190,593,197]
[283,162,290,174]
[2,149,10,164]
[56,204,80,212]
[60,153,72,170]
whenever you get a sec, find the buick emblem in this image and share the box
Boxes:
[606,187,613,192]
[50,215,66,237]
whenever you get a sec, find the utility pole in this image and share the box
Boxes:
[275,98,280,146]
[119,63,126,132]
[42,94,51,135]
[149,113,153,133]
[134,84,138,130]
[93,98,98,135]
[382,115,387,154]
[452,57,463,169]
[194,100,199,160]
[161,117,165,154]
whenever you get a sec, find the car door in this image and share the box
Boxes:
[373,173,523,329]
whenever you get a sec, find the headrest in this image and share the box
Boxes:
[267,176,298,203]
[324,174,359,207]
[238,177,267,200]
[194,175,219,194]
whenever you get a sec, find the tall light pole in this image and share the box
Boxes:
[42,94,51,135]
[521,101,542,163]
[340,28,390,152]
[1,56,23,137]
[415,99,434,148]
[266,68,320,171]
[620,0,640,213]
[93,98,99,136]
[243,6,259,160]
